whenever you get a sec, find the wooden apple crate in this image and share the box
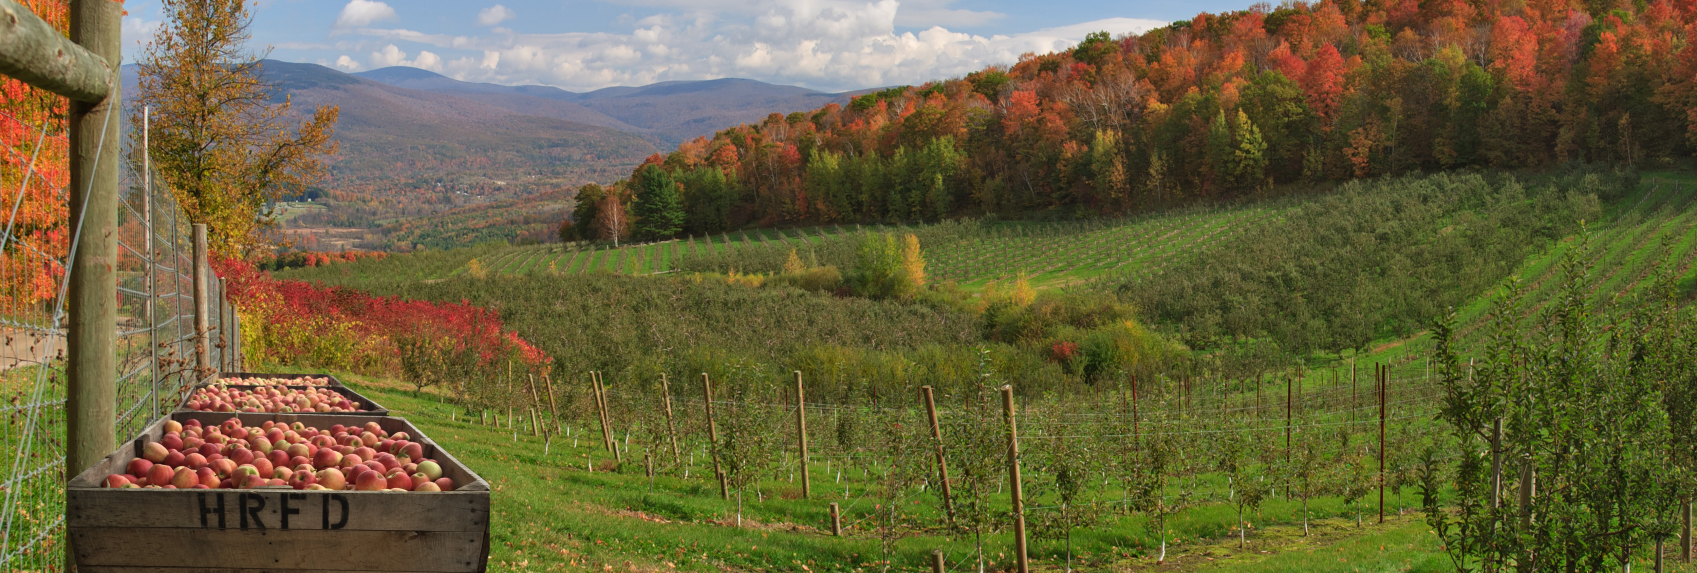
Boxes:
[67,412,490,572]
[178,382,391,416]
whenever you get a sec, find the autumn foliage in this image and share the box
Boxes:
[0,0,68,317]
[214,257,549,390]
[623,0,1697,230]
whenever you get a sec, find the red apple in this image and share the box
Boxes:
[315,468,347,490]
[183,452,208,469]
[353,446,377,461]
[285,443,310,459]
[401,442,425,461]
[171,467,198,489]
[210,458,237,478]
[287,470,316,489]
[338,454,362,469]
[434,477,454,491]
[362,422,382,435]
[159,433,184,451]
[313,448,343,468]
[228,448,255,466]
[197,467,219,488]
[273,467,293,481]
[240,475,267,489]
[251,436,273,453]
[413,481,441,492]
[198,443,220,458]
[251,458,274,479]
[103,474,131,488]
[142,442,169,463]
[127,458,153,478]
[391,432,409,441]
[355,470,386,491]
[147,464,174,487]
[163,420,183,434]
[384,469,413,490]
[162,451,186,468]
[184,419,201,428]
[403,462,418,475]
[290,455,311,468]
[267,449,290,468]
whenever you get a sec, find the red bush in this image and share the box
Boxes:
[214,257,550,380]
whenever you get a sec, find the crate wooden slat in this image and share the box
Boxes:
[176,384,390,416]
[71,529,484,571]
[68,413,489,572]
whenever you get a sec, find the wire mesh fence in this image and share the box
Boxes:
[0,89,241,569]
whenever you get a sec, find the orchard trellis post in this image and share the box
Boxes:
[661,373,681,472]
[703,373,728,499]
[794,371,810,499]
[921,385,954,523]
[1002,385,1029,573]
[1378,362,1386,524]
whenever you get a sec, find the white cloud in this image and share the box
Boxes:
[477,5,515,27]
[338,0,1165,92]
[369,45,443,72]
[122,16,164,41]
[334,55,364,71]
[336,0,397,28]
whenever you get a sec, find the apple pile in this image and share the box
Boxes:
[184,384,365,413]
[221,376,334,387]
[102,418,455,492]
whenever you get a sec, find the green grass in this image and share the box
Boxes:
[317,374,1455,573]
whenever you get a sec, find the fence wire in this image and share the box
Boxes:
[0,89,241,570]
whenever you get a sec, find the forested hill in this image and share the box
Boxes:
[601,0,1697,234]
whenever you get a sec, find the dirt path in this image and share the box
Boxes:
[0,327,62,372]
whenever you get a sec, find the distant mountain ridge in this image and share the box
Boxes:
[119,60,874,250]
[354,66,867,145]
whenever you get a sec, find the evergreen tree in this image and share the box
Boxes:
[571,184,606,241]
[632,164,685,241]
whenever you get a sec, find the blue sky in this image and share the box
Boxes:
[118,0,1251,93]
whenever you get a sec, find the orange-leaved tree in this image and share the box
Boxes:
[0,0,69,317]
[134,0,339,257]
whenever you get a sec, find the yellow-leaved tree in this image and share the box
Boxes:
[134,0,340,256]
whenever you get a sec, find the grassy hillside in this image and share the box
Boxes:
[256,170,1697,572]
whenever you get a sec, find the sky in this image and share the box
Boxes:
[116,0,1247,93]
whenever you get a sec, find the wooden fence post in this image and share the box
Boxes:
[192,224,211,381]
[921,386,954,523]
[795,371,810,499]
[931,549,946,573]
[703,373,727,499]
[830,502,841,536]
[661,373,681,472]
[1002,385,1029,573]
[62,6,122,568]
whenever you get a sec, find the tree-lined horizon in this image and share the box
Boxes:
[591,0,1697,233]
